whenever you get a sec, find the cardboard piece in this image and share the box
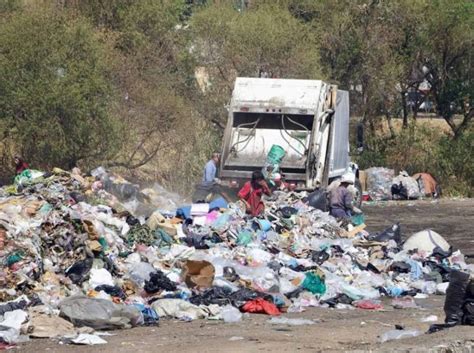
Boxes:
[182,260,215,289]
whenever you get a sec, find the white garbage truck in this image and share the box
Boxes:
[196,77,361,206]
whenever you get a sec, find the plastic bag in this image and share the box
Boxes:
[89,268,114,288]
[59,296,142,330]
[237,231,253,246]
[301,272,326,295]
[221,305,242,323]
[444,270,470,325]
[144,271,177,293]
[151,299,207,320]
[65,258,93,285]
[392,172,420,199]
[241,298,280,316]
[365,167,394,201]
[267,317,316,326]
[307,189,328,211]
[353,300,383,310]
[368,223,401,244]
[379,329,422,342]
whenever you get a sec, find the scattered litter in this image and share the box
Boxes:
[379,329,422,342]
[228,336,244,341]
[267,317,316,326]
[420,315,438,322]
[71,334,108,345]
[221,305,242,323]
[392,297,419,310]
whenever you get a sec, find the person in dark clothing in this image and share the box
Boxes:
[238,170,271,217]
[14,156,29,175]
[329,175,361,219]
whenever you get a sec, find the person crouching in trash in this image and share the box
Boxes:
[238,170,271,217]
[329,174,362,219]
[13,156,29,175]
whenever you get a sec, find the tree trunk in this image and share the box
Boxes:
[401,91,408,128]
[453,108,473,139]
[386,113,395,139]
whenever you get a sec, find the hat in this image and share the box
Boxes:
[340,174,355,184]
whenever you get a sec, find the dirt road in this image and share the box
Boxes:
[19,199,474,353]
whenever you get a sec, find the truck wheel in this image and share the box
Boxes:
[354,178,362,208]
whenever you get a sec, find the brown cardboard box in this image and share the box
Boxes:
[182,260,215,289]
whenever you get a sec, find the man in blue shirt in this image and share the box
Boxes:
[202,152,220,185]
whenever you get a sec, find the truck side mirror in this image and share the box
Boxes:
[356,122,364,152]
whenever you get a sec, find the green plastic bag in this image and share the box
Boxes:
[155,228,174,247]
[351,214,365,226]
[14,169,32,185]
[237,230,253,246]
[7,252,24,266]
[302,272,326,295]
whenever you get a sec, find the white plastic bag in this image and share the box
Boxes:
[221,305,242,323]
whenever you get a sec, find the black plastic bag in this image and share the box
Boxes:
[390,261,411,273]
[65,258,93,285]
[144,271,177,293]
[391,182,408,200]
[321,294,353,308]
[462,300,474,325]
[95,285,126,300]
[189,286,232,306]
[311,250,330,265]
[230,288,273,308]
[444,270,470,325]
[431,246,453,259]
[368,223,401,244]
[307,189,328,211]
[278,207,298,218]
[0,300,28,315]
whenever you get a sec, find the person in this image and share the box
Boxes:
[202,152,220,186]
[13,156,29,175]
[238,170,271,217]
[329,175,361,219]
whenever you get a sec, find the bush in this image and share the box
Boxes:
[0,8,120,175]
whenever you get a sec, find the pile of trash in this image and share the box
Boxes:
[0,167,472,347]
[363,168,439,201]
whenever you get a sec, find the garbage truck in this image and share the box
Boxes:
[196,77,361,206]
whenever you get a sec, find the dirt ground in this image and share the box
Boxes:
[18,199,474,353]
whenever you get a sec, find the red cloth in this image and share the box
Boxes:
[241,298,280,316]
[353,300,383,310]
[15,161,28,174]
[237,181,271,217]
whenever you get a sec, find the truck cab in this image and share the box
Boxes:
[218,77,358,199]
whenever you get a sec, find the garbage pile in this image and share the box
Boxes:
[363,168,440,201]
[0,168,472,346]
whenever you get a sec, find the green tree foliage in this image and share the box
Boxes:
[0,0,471,194]
[0,7,119,170]
[189,3,321,126]
[421,0,473,137]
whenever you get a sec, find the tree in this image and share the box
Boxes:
[421,0,473,138]
[189,3,321,128]
[0,7,119,172]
